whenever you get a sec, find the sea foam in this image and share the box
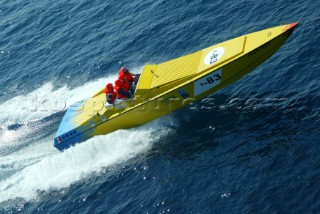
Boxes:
[0,75,116,127]
[0,121,168,203]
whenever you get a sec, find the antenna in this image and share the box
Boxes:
[150,70,159,78]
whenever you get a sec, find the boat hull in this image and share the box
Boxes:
[54,23,298,151]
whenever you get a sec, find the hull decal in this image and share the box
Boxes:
[194,69,222,96]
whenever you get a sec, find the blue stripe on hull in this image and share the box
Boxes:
[54,100,96,151]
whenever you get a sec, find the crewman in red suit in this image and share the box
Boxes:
[104,83,116,104]
[114,79,131,99]
[118,66,134,86]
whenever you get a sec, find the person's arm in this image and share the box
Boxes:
[106,93,114,104]
[126,73,134,82]
[118,88,131,98]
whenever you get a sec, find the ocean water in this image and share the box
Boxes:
[0,0,319,213]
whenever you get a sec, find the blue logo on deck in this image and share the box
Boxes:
[178,88,190,98]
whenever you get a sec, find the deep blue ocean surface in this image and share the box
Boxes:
[0,0,319,213]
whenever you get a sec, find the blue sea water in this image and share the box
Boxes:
[0,0,320,213]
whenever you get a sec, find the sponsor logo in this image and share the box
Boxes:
[194,69,222,96]
[101,115,107,122]
[178,88,190,98]
[204,47,224,65]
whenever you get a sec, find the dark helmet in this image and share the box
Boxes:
[120,66,129,73]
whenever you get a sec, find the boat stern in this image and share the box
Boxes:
[54,129,88,151]
[54,100,95,151]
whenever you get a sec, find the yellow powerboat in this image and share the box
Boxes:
[54,22,299,151]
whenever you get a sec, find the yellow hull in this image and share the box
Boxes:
[54,23,298,150]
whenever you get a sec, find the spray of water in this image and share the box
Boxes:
[0,67,170,205]
[0,66,143,127]
[0,121,169,203]
[0,76,113,127]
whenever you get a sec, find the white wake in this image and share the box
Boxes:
[0,122,169,203]
[0,66,143,127]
